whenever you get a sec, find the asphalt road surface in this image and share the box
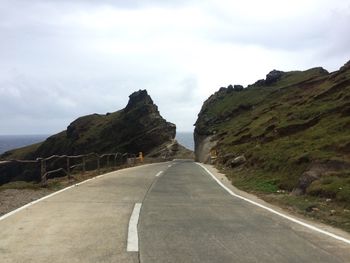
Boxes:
[1,160,350,262]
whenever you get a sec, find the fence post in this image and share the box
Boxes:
[67,157,70,179]
[97,156,100,174]
[82,156,86,174]
[106,155,110,168]
[40,158,47,185]
[114,154,117,168]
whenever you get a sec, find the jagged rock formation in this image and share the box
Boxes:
[0,90,186,184]
[194,60,350,203]
[2,90,176,159]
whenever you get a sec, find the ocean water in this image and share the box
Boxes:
[0,135,49,154]
[0,132,194,155]
[176,132,194,151]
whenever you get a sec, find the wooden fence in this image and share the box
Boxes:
[5,152,143,185]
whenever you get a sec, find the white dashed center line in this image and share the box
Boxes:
[155,171,163,177]
[127,203,142,252]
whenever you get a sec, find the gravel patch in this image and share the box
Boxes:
[0,189,53,217]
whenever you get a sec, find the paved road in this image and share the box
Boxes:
[139,161,350,262]
[0,163,169,263]
[1,160,350,262]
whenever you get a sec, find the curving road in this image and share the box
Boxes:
[1,160,350,262]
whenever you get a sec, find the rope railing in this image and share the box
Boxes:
[3,152,143,185]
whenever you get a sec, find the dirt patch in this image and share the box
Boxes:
[339,142,350,153]
[231,133,252,145]
[314,79,350,100]
[0,188,53,217]
[276,116,320,137]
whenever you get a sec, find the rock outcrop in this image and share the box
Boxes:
[194,134,217,163]
[265,70,285,85]
[0,90,183,185]
[2,90,176,159]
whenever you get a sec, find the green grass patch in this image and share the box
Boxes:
[277,194,320,212]
[307,176,350,202]
[264,193,350,232]
[226,169,279,193]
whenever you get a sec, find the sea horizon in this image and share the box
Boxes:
[176,131,194,151]
[0,132,194,155]
[0,134,49,154]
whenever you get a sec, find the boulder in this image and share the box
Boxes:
[292,170,320,196]
[218,153,235,165]
[265,70,284,85]
[292,159,350,196]
[230,155,246,167]
[233,85,244,91]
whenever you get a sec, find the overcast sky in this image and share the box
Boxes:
[0,0,349,135]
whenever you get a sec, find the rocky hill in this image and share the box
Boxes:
[0,90,193,184]
[195,61,350,205]
[2,90,176,160]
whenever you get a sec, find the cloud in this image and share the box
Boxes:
[201,0,349,52]
[0,0,349,134]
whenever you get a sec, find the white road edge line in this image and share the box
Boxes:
[127,203,142,252]
[0,164,155,222]
[0,183,78,222]
[155,171,163,177]
[196,162,350,245]
[0,173,114,222]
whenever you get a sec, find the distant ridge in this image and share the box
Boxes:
[0,135,48,155]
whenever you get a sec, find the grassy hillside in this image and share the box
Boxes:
[195,61,350,230]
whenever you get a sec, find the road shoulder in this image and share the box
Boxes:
[200,163,350,247]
